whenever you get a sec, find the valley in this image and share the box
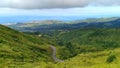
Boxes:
[1,17,120,68]
[0,0,120,68]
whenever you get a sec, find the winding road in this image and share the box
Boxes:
[50,45,64,62]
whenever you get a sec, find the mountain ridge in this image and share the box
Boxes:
[8,17,120,32]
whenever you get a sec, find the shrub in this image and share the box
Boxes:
[0,39,4,43]
[106,54,117,63]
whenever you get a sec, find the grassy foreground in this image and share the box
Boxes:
[1,48,120,68]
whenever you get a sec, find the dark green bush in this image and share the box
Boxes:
[0,39,3,43]
[106,54,117,63]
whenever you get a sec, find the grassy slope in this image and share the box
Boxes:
[1,25,120,68]
[42,29,120,60]
[30,28,120,68]
[0,25,54,67]
[56,28,120,51]
[55,48,120,68]
[15,48,120,68]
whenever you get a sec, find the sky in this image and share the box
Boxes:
[0,0,120,24]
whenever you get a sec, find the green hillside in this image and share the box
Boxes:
[48,28,120,59]
[34,28,120,68]
[70,17,119,24]
[0,25,54,67]
[6,28,120,68]
[8,17,120,32]
[34,48,120,68]
[1,24,120,68]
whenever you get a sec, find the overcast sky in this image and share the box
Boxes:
[1,0,120,9]
[0,0,120,24]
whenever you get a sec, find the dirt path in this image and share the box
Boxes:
[50,45,63,62]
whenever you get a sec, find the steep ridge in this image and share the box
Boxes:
[0,25,52,63]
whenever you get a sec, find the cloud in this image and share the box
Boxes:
[0,0,120,9]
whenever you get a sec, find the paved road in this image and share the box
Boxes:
[50,45,64,62]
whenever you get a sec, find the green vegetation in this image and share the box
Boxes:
[71,17,119,24]
[8,17,120,32]
[1,24,120,68]
[50,29,120,59]
[53,48,120,68]
[0,25,54,67]
[106,54,117,63]
[3,48,119,68]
